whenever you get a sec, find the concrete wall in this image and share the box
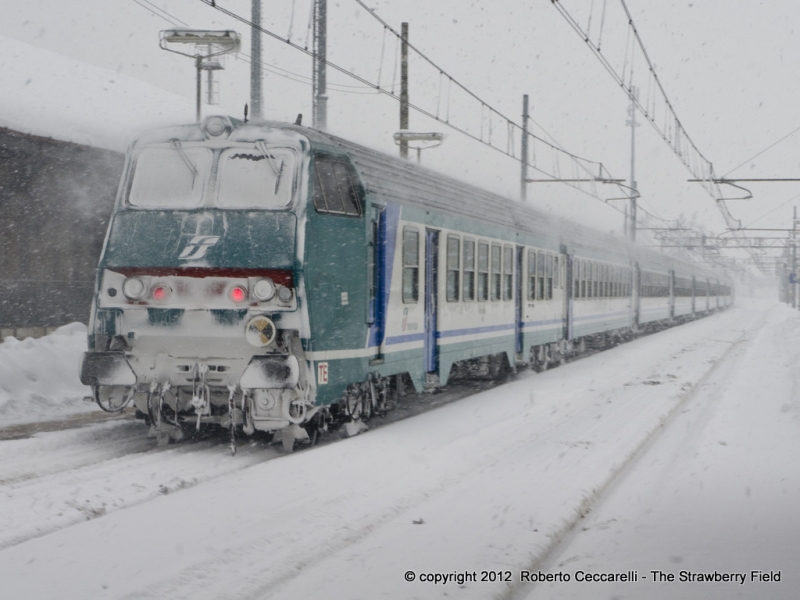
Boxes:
[0,127,123,334]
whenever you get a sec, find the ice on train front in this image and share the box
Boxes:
[80,116,318,451]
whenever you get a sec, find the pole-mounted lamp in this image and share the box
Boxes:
[159,29,241,122]
[393,131,444,164]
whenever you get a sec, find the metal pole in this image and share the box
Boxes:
[624,204,628,239]
[313,0,328,130]
[195,55,202,122]
[793,206,797,308]
[206,45,214,106]
[627,87,639,242]
[399,22,409,159]
[520,94,529,202]
[251,0,262,119]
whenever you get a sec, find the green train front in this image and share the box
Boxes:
[80,116,371,442]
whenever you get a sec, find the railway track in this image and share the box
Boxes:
[0,367,510,552]
[505,308,770,600]
[0,311,739,556]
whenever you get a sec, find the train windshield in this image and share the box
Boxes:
[128,145,212,209]
[217,146,295,209]
[127,142,296,209]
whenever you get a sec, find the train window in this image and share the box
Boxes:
[503,246,514,301]
[584,260,594,298]
[402,228,419,303]
[572,258,579,299]
[546,254,554,300]
[595,262,601,298]
[578,260,585,299]
[528,250,537,300]
[491,244,502,301]
[554,256,560,289]
[608,267,613,298]
[446,235,460,302]
[218,146,296,208]
[537,251,545,301]
[608,266,613,298]
[478,242,489,301]
[585,261,594,298]
[584,261,590,299]
[601,264,605,298]
[463,239,475,301]
[129,145,212,208]
[596,263,602,298]
[596,264,601,298]
[612,267,618,297]
[312,155,363,217]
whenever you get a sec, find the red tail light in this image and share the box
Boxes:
[230,286,247,303]
[152,285,170,302]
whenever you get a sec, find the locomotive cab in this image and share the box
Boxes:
[81,116,326,448]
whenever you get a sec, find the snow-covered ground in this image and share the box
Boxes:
[0,323,92,427]
[526,300,800,600]
[0,300,797,599]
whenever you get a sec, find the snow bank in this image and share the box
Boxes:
[0,35,203,152]
[0,323,92,426]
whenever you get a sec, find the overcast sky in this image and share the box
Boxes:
[3,0,799,264]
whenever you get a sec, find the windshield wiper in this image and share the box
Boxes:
[170,139,198,187]
[256,141,285,194]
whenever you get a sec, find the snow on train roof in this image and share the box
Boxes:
[129,117,729,283]
[284,122,727,282]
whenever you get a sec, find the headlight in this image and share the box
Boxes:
[205,116,227,136]
[122,277,146,300]
[253,278,276,301]
[277,286,293,302]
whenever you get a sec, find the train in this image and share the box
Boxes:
[79,115,733,452]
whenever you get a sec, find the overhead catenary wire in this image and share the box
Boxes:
[350,1,607,173]
[552,0,771,269]
[348,0,633,210]
[131,0,189,26]
[190,0,626,211]
[129,0,378,94]
[552,0,720,198]
[722,124,800,178]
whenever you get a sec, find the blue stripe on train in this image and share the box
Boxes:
[368,203,401,349]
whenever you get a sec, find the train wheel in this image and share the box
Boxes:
[93,385,134,413]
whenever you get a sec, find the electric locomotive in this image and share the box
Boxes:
[80,115,732,451]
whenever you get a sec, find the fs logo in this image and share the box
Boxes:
[179,236,220,260]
